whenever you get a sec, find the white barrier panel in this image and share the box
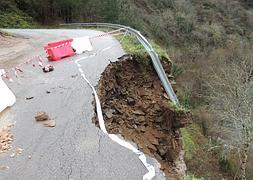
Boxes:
[71,36,93,54]
[0,69,16,113]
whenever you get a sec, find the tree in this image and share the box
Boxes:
[206,48,253,179]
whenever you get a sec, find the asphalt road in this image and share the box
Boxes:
[0,29,164,180]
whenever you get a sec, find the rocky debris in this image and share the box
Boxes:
[94,56,192,179]
[71,74,78,78]
[16,147,23,154]
[174,150,187,177]
[35,112,56,128]
[0,125,13,153]
[10,153,16,158]
[43,120,56,127]
[35,112,49,121]
[9,147,23,158]
[42,65,54,73]
[26,97,34,100]
[0,165,9,171]
[105,109,115,119]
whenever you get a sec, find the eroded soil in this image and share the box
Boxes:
[0,32,31,69]
[94,55,192,179]
[0,125,13,153]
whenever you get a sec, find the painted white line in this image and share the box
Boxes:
[74,56,156,180]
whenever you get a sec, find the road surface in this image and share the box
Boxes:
[0,29,164,180]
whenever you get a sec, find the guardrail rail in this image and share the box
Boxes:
[62,23,179,105]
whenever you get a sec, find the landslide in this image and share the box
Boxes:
[94,55,191,179]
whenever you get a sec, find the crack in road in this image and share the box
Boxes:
[97,130,102,153]
[0,29,149,180]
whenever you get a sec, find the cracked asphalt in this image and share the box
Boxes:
[0,29,164,180]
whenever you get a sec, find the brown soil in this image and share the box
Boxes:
[0,32,31,69]
[94,55,192,179]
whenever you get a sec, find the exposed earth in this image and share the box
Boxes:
[94,55,192,179]
[0,32,31,69]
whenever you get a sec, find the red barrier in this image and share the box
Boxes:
[44,39,75,61]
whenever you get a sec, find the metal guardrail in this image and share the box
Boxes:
[62,23,179,105]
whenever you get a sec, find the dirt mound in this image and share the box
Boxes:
[94,55,192,179]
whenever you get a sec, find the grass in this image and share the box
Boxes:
[168,101,190,113]
[116,34,170,60]
[171,63,184,79]
[181,125,199,160]
[183,174,203,180]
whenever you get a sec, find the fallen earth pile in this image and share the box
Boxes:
[94,55,192,178]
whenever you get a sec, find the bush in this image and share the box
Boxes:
[179,86,192,110]
[176,12,195,33]
[0,11,33,28]
[198,23,226,47]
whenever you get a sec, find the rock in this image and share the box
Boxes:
[148,143,157,151]
[42,65,54,73]
[28,155,32,159]
[156,116,164,123]
[105,109,115,119]
[10,153,16,158]
[71,74,78,78]
[16,147,23,154]
[35,112,49,121]
[132,110,146,116]
[26,97,34,100]
[138,116,145,123]
[118,120,124,125]
[43,120,56,127]
[174,150,187,177]
[140,126,146,132]
[158,146,168,156]
[144,132,159,145]
[173,112,192,128]
[127,97,135,105]
[0,165,9,171]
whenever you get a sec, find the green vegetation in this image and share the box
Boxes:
[181,125,199,160]
[117,34,169,59]
[0,12,33,28]
[178,86,192,110]
[1,0,253,178]
[168,101,189,113]
[183,174,203,180]
[0,0,34,28]
[171,63,183,79]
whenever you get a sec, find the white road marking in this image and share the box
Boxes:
[74,54,156,180]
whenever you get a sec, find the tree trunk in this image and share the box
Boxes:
[241,149,247,180]
[240,136,249,180]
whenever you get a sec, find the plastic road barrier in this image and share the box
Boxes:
[72,36,93,54]
[44,39,75,61]
[0,69,16,113]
